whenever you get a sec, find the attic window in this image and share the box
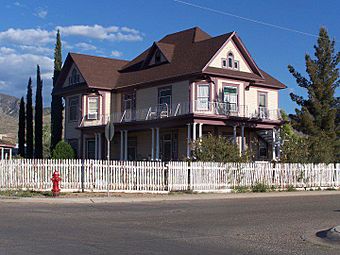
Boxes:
[69,68,80,85]
[222,52,239,70]
[155,50,161,64]
[228,53,234,68]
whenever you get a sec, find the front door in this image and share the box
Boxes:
[86,139,96,159]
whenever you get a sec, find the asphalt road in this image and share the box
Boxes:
[0,194,339,255]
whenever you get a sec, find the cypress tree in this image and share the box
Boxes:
[288,27,339,162]
[26,78,34,158]
[18,97,25,157]
[34,65,43,158]
[51,30,63,152]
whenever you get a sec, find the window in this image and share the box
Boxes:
[69,97,79,122]
[222,52,240,70]
[127,137,137,160]
[234,60,239,70]
[228,53,234,68]
[87,97,99,120]
[86,139,96,159]
[259,93,267,107]
[197,84,210,110]
[155,50,161,64]
[122,92,136,121]
[69,68,80,85]
[158,87,172,107]
[258,92,268,118]
[223,86,238,112]
[259,139,268,158]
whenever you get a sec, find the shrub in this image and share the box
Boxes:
[51,141,75,159]
[251,183,268,193]
[234,186,249,193]
[192,134,252,163]
[286,185,296,192]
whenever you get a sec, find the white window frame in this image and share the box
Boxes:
[223,86,238,112]
[87,97,99,120]
[197,84,210,111]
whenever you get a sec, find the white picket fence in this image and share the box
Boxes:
[0,159,339,193]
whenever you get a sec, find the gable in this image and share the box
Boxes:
[208,39,252,73]
[148,48,167,66]
[62,63,85,88]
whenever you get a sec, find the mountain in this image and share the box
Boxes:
[0,93,51,144]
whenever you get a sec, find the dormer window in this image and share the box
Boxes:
[222,52,240,70]
[155,50,161,64]
[69,68,80,85]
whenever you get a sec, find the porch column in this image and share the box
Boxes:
[241,125,245,155]
[187,123,191,159]
[198,123,203,139]
[1,148,4,160]
[272,128,276,161]
[233,125,237,144]
[155,128,160,161]
[192,122,197,141]
[9,148,12,160]
[124,130,128,160]
[151,128,155,160]
[120,130,124,160]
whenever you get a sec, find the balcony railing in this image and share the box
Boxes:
[78,101,282,127]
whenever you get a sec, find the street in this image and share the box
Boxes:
[0,193,339,254]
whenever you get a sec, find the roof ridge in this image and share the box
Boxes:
[70,52,128,62]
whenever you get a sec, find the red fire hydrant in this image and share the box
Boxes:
[51,171,61,197]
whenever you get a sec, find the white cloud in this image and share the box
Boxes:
[0,47,16,54]
[56,24,143,41]
[0,28,54,46]
[0,80,8,88]
[75,42,97,51]
[19,45,52,55]
[35,8,48,19]
[111,50,123,57]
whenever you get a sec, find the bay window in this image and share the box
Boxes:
[223,86,238,112]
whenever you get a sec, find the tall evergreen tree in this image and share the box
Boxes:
[26,78,34,158]
[288,27,339,162]
[51,30,63,152]
[34,65,43,158]
[18,97,25,157]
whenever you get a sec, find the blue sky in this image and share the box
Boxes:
[0,0,339,113]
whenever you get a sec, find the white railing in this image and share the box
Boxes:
[193,100,281,120]
[0,160,339,193]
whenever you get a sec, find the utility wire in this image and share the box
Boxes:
[173,0,320,38]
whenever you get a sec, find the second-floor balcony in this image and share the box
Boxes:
[79,101,282,128]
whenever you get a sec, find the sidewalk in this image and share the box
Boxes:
[1,190,339,204]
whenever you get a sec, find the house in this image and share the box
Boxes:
[0,139,15,159]
[53,27,286,161]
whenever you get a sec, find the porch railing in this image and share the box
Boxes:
[78,101,282,127]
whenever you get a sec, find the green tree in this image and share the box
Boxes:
[18,97,25,157]
[51,141,75,159]
[280,110,310,163]
[34,65,43,158]
[51,30,64,152]
[288,27,339,162]
[192,134,250,163]
[26,77,34,158]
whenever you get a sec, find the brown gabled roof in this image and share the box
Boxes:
[56,53,128,90]
[116,29,233,88]
[55,27,286,92]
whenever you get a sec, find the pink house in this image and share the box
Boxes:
[53,27,286,161]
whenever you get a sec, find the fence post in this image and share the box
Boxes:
[81,159,84,192]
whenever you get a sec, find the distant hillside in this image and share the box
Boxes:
[0,93,51,143]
